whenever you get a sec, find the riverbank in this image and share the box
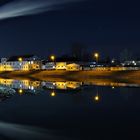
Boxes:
[0,70,140,83]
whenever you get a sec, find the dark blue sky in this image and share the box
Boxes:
[0,0,140,58]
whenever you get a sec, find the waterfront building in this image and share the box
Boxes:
[121,61,140,67]
[0,55,42,71]
[66,63,81,71]
[42,62,55,70]
[121,61,136,66]
[55,62,67,70]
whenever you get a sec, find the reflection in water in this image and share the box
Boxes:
[42,81,82,90]
[94,95,100,102]
[112,86,115,89]
[0,78,139,102]
[92,87,100,102]
[0,78,83,91]
[0,78,139,140]
[50,91,56,97]
[0,85,15,101]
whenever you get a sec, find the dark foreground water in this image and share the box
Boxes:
[0,79,140,140]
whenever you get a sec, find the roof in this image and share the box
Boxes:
[7,55,38,61]
[67,63,80,66]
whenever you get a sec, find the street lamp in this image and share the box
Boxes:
[18,57,23,62]
[94,53,99,63]
[50,55,55,62]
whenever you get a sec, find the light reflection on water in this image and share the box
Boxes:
[0,77,139,105]
[0,78,140,139]
[0,78,139,96]
[0,77,139,103]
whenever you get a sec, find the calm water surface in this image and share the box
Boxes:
[0,78,140,139]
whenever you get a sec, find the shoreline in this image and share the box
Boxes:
[0,70,140,87]
[0,70,140,82]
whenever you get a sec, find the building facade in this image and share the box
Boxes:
[66,63,81,71]
[55,62,67,70]
[42,62,55,70]
[0,55,42,71]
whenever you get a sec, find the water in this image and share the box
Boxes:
[0,78,140,139]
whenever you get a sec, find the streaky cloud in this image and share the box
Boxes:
[0,0,83,20]
[0,121,73,140]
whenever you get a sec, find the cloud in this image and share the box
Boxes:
[0,121,74,140]
[0,0,83,20]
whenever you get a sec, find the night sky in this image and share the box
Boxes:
[0,0,140,58]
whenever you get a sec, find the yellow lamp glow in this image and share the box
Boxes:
[94,53,99,63]
[94,53,99,58]
[50,55,55,61]
[18,57,23,62]
[50,91,56,97]
[18,89,23,95]
[94,95,100,101]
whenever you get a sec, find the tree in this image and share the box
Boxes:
[70,43,89,61]
[120,49,133,62]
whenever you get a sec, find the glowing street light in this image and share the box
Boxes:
[111,60,115,63]
[18,57,23,62]
[94,53,99,63]
[50,55,55,62]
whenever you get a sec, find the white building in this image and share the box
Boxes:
[42,62,81,71]
[42,62,55,70]
[121,61,140,66]
[0,55,42,71]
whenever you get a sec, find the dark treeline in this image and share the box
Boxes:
[57,42,95,62]
[46,43,139,63]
